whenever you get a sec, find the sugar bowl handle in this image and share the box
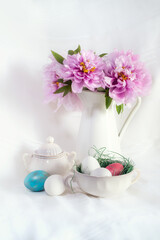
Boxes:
[66,151,76,169]
[23,153,32,171]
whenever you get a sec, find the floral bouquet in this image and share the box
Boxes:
[44,45,152,114]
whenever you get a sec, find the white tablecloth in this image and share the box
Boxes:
[0,0,160,239]
[1,142,160,240]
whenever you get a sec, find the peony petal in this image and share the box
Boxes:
[71,81,84,93]
[104,50,152,104]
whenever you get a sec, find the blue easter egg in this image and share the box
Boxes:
[24,170,49,192]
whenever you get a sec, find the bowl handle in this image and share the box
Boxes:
[64,173,84,194]
[131,168,140,185]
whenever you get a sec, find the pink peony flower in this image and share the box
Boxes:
[62,50,105,93]
[44,56,82,111]
[104,50,152,105]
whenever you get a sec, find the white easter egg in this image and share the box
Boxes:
[81,156,100,174]
[90,167,112,177]
[44,175,65,196]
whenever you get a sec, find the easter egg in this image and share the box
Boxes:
[24,170,49,192]
[44,175,65,196]
[90,167,112,177]
[81,156,100,174]
[106,163,124,176]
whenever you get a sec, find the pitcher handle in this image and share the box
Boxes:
[118,97,141,139]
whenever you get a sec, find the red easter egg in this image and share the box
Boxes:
[106,163,124,176]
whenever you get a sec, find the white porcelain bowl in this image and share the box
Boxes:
[65,168,140,197]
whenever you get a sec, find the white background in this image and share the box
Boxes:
[0,0,160,239]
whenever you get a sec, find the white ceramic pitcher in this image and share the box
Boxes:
[76,90,141,161]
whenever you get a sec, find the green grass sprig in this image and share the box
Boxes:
[77,146,134,175]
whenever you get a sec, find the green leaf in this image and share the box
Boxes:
[57,79,64,83]
[74,45,81,54]
[67,45,81,56]
[54,86,66,94]
[97,87,105,92]
[64,80,72,85]
[63,85,71,97]
[105,89,112,109]
[51,50,64,64]
[54,84,72,97]
[116,104,124,114]
[83,87,89,91]
[99,53,107,57]
[105,95,112,109]
[68,50,74,55]
[121,104,124,112]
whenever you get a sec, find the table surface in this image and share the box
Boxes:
[1,142,160,240]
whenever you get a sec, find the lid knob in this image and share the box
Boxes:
[46,136,54,144]
[34,136,62,156]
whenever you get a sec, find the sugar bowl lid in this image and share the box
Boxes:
[34,136,62,156]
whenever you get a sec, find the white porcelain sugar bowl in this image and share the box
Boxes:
[23,136,76,175]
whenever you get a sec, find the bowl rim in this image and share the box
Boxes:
[75,168,135,179]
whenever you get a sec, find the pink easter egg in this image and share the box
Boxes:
[106,163,124,176]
